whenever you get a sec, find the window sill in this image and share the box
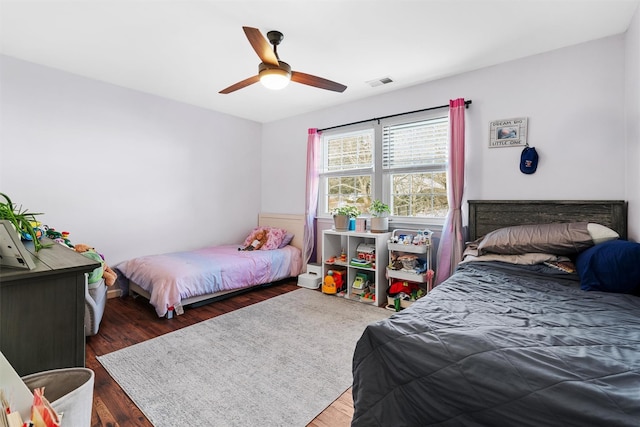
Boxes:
[317,215,445,229]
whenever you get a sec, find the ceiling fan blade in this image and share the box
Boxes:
[219,75,260,94]
[242,26,279,66]
[291,71,347,93]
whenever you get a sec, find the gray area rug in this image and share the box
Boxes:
[97,288,390,426]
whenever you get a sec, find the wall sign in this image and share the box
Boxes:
[489,117,528,148]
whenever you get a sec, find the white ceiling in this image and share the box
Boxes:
[1,1,638,123]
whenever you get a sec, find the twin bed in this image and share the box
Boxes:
[116,213,304,317]
[113,202,638,424]
[352,200,639,426]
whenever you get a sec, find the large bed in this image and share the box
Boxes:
[116,213,304,317]
[351,200,639,426]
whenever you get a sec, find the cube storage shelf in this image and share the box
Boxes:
[387,229,433,310]
[322,229,391,307]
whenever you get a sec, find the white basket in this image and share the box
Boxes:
[297,272,321,289]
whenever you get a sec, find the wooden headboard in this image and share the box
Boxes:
[258,213,305,251]
[468,200,628,241]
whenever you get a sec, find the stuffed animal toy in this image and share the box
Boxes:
[239,229,268,251]
[102,265,117,287]
[75,243,117,286]
[73,243,93,253]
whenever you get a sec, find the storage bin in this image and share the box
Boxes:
[22,367,95,427]
[297,272,321,289]
[386,295,415,310]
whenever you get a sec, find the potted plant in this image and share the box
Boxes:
[332,205,361,231]
[369,199,390,233]
[0,192,48,251]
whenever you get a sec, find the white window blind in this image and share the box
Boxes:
[319,129,374,215]
[325,132,373,173]
[319,112,451,219]
[382,117,449,172]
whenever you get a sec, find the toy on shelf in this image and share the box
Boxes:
[353,272,377,303]
[388,254,428,274]
[350,257,371,268]
[360,292,376,303]
[349,242,375,268]
[352,273,366,290]
[45,226,73,248]
[20,221,44,241]
[386,280,426,312]
[389,280,420,297]
[356,243,375,261]
[323,269,344,295]
[388,228,433,246]
[351,273,369,295]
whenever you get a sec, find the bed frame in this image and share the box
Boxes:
[352,200,636,426]
[468,200,628,241]
[128,212,305,310]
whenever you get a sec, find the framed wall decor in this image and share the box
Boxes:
[489,117,528,148]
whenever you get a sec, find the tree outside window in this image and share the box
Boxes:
[320,114,449,219]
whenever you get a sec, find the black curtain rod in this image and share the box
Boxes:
[318,99,472,132]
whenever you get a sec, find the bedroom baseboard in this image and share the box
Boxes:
[107,288,122,299]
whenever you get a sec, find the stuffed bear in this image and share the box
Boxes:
[239,229,268,251]
[75,243,117,286]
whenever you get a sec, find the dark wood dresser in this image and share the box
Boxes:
[0,239,100,376]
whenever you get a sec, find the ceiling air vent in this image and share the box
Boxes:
[366,77,394,87]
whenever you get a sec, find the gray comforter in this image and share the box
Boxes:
[352,262,640,426]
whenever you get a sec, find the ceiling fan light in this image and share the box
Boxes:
[259,68,291,90]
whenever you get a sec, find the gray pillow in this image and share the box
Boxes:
[477,222,593,255]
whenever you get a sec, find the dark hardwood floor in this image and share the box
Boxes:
[87,280,353,426]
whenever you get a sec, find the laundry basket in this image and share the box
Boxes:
[21,367,95,427]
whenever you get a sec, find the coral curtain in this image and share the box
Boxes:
[435,98,466,285]
[303,128,321,266]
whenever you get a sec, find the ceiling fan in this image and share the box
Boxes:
[219,26,347,94]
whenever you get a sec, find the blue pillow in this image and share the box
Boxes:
[576,240,640,293]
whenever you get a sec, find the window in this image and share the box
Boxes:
[321,128,374,215]
[383,116,449,218]
[319,112,449,220]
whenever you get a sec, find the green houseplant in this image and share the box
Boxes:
[332,205,361,231]
[0,192,48,251]
[369,200,390,233]
[333,205,361,218]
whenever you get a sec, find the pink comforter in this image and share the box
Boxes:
[116,245,302,317]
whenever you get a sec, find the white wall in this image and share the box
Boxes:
[0,29,635,271]
[0,55,263,264]
[262,35,628,228]
[625,4,640,241]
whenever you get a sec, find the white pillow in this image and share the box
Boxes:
[461,253,567,265]
[587,223,619,245]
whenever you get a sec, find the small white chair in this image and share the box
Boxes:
[85,278,107,336]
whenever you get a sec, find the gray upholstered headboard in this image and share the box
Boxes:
[468,200,628,241]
